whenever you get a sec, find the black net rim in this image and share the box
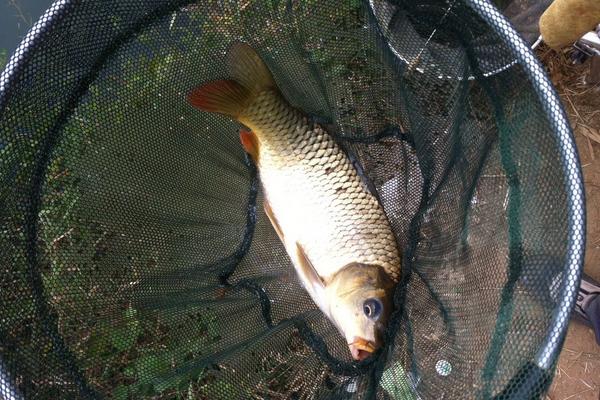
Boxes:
[0,0,586,398]
[467,0,585,373]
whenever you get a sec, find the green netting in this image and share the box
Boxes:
[0,0,585,399]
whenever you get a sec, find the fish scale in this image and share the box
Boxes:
[188,42,402,360]
[239,90,401,282]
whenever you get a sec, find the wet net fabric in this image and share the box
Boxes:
[0,0,585,399]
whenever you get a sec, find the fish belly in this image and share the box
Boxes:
[247,94,400,283]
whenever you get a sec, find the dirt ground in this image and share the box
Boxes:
[537,45,600,400]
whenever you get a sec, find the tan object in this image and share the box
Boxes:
[539,0,600,49]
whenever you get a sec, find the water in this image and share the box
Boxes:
[0,0,53,68]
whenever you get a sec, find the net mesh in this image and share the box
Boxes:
[0,0,585,399]
[496,0,552,45]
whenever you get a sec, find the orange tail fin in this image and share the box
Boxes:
[187,42,277,120]
[187,79,250,118]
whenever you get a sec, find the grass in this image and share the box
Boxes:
[31,43,235,400]
[0,48,7,71]
[2,8,242,400]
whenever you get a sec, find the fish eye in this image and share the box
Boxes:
[363,298,383,321]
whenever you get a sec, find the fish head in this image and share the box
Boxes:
[325,263,395,361]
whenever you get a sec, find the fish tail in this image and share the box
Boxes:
[187,79,250,118]
[187,42,277,121]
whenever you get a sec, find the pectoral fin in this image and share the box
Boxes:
[263,199,284,242]
[240,129,260,162]
[263,199,327,302]
[295,242,325,290]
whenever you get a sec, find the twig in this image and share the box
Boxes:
[571,82,600,96]
[580,125,600,144]
[51,228,74,247]
[7,0,32,26]
[565,95,583,122]
[563,388,593,400]
[586,182,600,188]
[586,109,600,120]
[587,137,596,160]
[558,366,572,380]
[563,348,600,360]
[579,379,593,389]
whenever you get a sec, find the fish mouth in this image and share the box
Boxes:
[348,337,377,361]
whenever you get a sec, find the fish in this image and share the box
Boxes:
[187,42,402,361]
